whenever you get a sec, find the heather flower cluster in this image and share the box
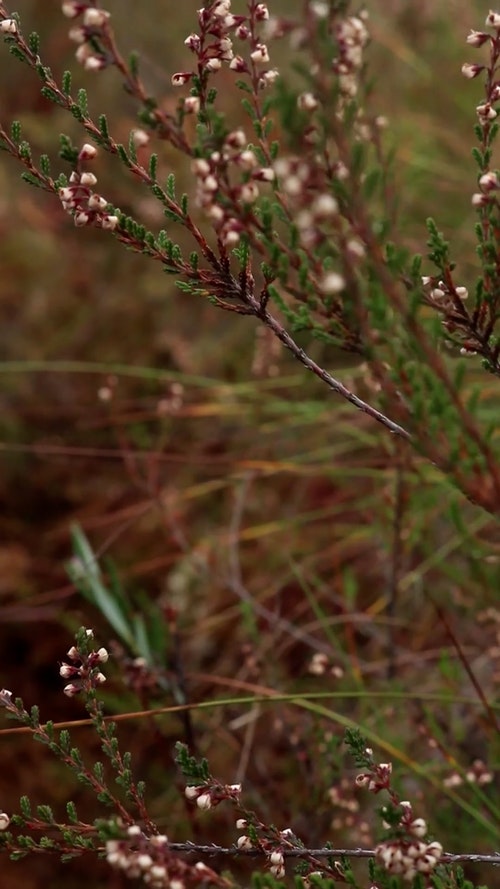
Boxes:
[106,826,228,889]
[261,10,375,299]
[173,0,276,97]
[106,829,173,889]
[443,757,494,788]
[59,627,109,696]
[375,833,444,884]
[333,11,370,102]
[235,821,298,880]
[58,143,119,231]
[191,133,274,247]
[355,747,443,885]
[62,1,111,72]
[421,9,500,367]
[462,12,500,132]
[184,781,242,810]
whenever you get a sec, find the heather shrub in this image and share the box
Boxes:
[0,2,498,888]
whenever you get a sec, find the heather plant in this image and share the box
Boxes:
[0,627,496,888]
[0,1,499,888]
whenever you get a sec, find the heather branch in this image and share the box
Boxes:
[150,843,500,867]
[253,298,410,438]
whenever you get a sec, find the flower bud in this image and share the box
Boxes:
[466,29,490,46]
[83,8,110,27]
[80,172,97,187]
[461,62,484,78]
[79,143,98,160]
[101,215,119,230]
[0,19,18,33]
[486,11,500,28]
[171,72,192,86]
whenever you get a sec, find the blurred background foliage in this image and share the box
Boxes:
[0,1,499,888]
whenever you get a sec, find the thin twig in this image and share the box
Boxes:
[167,842,500,865]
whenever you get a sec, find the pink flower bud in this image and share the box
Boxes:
[239,182,259,203]
[84,55,106,72]
[68,26,85,43]
[255,4,270,20]
[479,170,500,190]
[466,29,490,46]
[101,215,119,230]
[253,167,275,182]
[61,1,80,18]
[184,33,201,52]
[59,187,75,202]
[83,8,110,27]
[486,11,500,28]
[0,19,18,33]
[88,194,108,210]
[250,43,270,64]
[171,72,192,87]
[235,24,250,39]
[131,128,150,148]
[258,68,279,87]
[297,92,319,111]
[74,211,90,226]
[229,55,247,72]
[184,96,201,114]
[79,143,98,160]
[476,102,497,120]
[80,171,97,187]
[461,62,484,78]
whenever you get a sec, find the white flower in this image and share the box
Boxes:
[83,8,110,27]
[184,96,201,114]
[250,43,270,64]
[84,56,105,72]
[461,62,483,79]
[171,72,192,86]
[476,102,497,120]
[101,215,119,230]
[297,92,318,111]
[320,272,345,294]
[0,19,18,34]
[466,29,489,46]
[79,143,98,160]
[80,172,97,187]
[486,11,500,28]
[131,129,150,148]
